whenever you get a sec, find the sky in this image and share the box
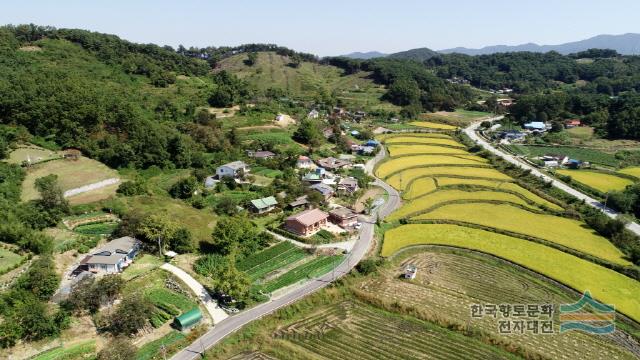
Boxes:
[2,0,640,56]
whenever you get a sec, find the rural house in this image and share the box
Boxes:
[404,264,417,280]
[364,140,380,147]
[310,183,335,200]
[329,207,358,228]
[250,196,278,214]
[63,148,82,161]
[84,236,140,274]
[337,177,359,194]
[216,161,248,179]
[317,157,351,170]
[523,122,547,132]
[204,176,218,189]
[296,155,314,169]
[565,119,581,128]
[288,195,310,210]
[285,208,329,236]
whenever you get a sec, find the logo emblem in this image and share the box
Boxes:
[559,291,615,334]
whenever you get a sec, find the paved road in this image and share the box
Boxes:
[171,146,400,360]
[465,118,640,236]
[160,263,229,324]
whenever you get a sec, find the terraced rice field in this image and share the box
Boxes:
[388,189,540,220]
[0,248,24,273]
[556,169,634,192]
[238,242,308,281]
[619,167,640,179]
[271,302,516,360]
[387,166,511,190]
[376,132,453,141]
[384,136,464,147]
[409,121,458,130]
[358,249,639,359]
[387,144,469,157]
[381,224,640,323]
[413,203,629,265]
[402,176,561,210]
[376,155,489,178]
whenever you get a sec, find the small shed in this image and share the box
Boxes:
[63,148,82,161]
[174,308,202,331]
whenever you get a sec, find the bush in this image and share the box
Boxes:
[117,180,147,196]
[356,258,384,275]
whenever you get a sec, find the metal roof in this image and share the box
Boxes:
[251,196,278,209]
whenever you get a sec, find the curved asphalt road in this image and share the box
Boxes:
[465,117,640,236]
[171,147,400,360]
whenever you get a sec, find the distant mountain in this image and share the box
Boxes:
[341,51,387,59]
[438,33,640,55]
[387,47,439,61]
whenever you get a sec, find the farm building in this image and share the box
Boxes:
[364,140,380,147]
[84,236,140,274]
[296,155,314,169]
[310,183,335,200]
[565,119,581,128]
[359,146,375,155]
[523,122,547,132]
[248,150,276,159]
[216,161,248,179]
[174,308,203,331]
[250,196,278,214]
[204,176,218,189]
[302,172,323,184]
[329,207,358,228]
[499,130,526,142]
[404,264,417,280]
[63,148,82,161]
[337,177,359,194]
[308,109,319,119]
[288,195,310,210]
[285,208,329,236]
[317,157,351,170]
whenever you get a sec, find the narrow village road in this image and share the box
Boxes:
[465,117,640,236]
[160,263,229,324]
[171,147,400,360]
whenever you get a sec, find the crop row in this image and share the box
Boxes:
[262,256,342,293]
[146,287,196,313]
[247,249,307,280]
[237,241,298,271]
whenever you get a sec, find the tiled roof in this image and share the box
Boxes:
[287,208,329,226]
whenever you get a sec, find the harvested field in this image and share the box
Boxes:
[376,132,453,141]
[413,203,630,265]
[387,167,511,190]
[381,224,640,323]
[387,144,468,157]
[21,157,118,203]
[557,169,634,193]
[358,248,639,359]
[376,155,489,178]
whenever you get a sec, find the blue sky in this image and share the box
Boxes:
[1,0,639,56]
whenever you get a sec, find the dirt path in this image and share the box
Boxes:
[354,187,384,213]
[64,178,120,198]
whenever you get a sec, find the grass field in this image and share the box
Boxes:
[387,167,511,190]
[408,121,458,130]
[387,144,468,157]
[251,166,283,178]
[506,145,618,167]
[566,126,594,140]
[120,196,216,245]
[619,167,640,179]
[261,255,342,293]
[556,169,634,192]
[21,156,118,203]
[384,136,464,147]
[238,242,308,281]
[72,221,118,236]
[389,189,539,220]
[376,155,489,178]
[418,109,491,126]
[382,224,640,323]
[5,145,59,165]
[218,52,398,112]
[209,300,516,360]
[0,248,24,273]
[413,203,630,265]
[136,331,187,360]
[122,254,164,280]
[31,340,96,360]
[359,248,638,359]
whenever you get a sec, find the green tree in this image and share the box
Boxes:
[210,216,263,256]
[169,176,198,199]
[211,254,251,300]
[170,227,195,253]
[34,174,69,213]
[293,119,323,148]
[97,337,137,360]
[139,214,177,257]
[245,52,258,66]
[107,294,154,336]
[16,256,59,300]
